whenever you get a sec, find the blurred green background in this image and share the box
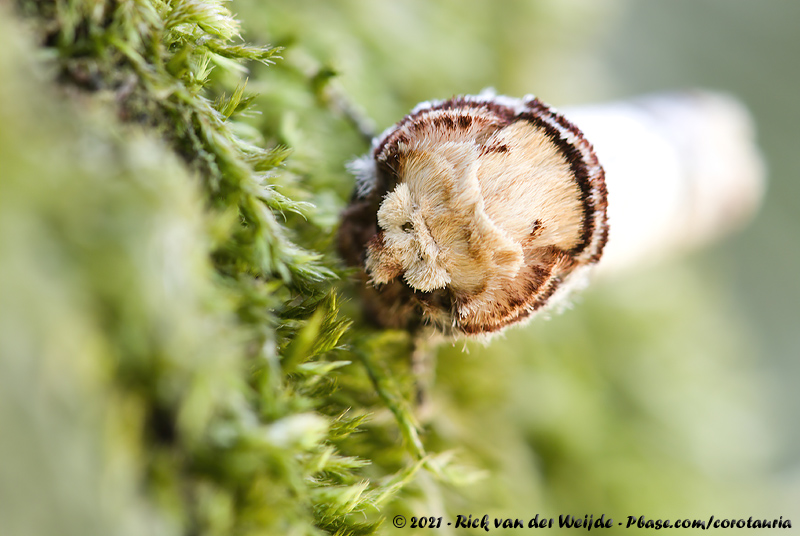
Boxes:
[235,0,800,529]
[3,0,798,534]
[602,0,800,472]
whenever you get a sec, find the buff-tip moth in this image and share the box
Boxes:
[337,90,763,337]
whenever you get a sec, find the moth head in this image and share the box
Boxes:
[365,143,524,294]
[367,182,450,291]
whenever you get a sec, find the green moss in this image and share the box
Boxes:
[1,2,774,536]
[1,1,431,535]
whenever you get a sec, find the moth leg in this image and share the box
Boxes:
[411,329,445,421]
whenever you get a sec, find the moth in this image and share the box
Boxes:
[338,93,609,336]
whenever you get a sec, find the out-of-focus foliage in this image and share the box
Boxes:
[0,2,435,535]
[0,1,778,536]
